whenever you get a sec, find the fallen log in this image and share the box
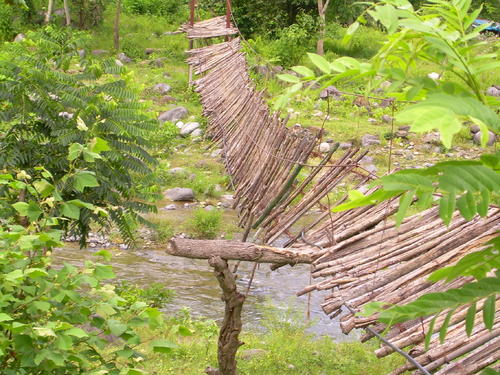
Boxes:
[168,238,315,265]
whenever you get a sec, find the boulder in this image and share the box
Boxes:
[117,52,133,64]
[13,33,25,42]
[153,83,172,95]
[158,107,189,123]
[175,121,184,129]
[164,188,195,201]
[473,131,496,147]
[398,125,411,132]
[149,57,167,67]
[486,86,500,97]
[191,128,203,137]
[115,59,124,67]
[180,122,200,136]
[319,85,341,100]
[361,134,381,147]
[168,167,187,175]
[161,204,177,211]
[211,149,223,158]
[381,114,393,124]
[220,194,234,208]
[423,132,441,145]
[319,142,331,153]
[470,125,480,134]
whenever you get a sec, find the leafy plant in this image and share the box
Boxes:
[189,208,222,239]
[0,167,171,374]
[115,281,175,308]
[277,0,499,361]
[0,27,158,245]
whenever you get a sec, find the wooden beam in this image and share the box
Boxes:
[168,238,314,265]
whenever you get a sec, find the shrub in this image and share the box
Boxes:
[115,280,175,308]
[324,23,385,59]
[190,208,222,239]
[123,0,188,20]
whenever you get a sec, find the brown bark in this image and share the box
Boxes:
[316,0,331,55]
[113,0,121,50]
[63,0,71,26]
[208,256,245,375]
[168,238,314,265]
[45,0,54,23]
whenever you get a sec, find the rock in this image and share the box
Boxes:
[427,72,441,81]
[220,194,234,208]
[78,49,86,59]
[158,107,189,123]
[175,121,184,129]
[117,52,133,64]
[58,111,74,120]
[486,86,500,97]
[91,49,109,56]
[168,167,187,175]
[399,125,411,132]
[149,58,166,67]
[379,98,395,108]
[145,48,160,55]
[473,131,496,147]
[423,132,441,145]
[380,80,392,90]
[14,33,25,42]
[191,128,203,137]
[319,85,341,100]
[470,125,480,134]
[161,204,177,211]
[152,83,172,95]
[381,114,393,124]
[211,149,223,158]
[204,205,215,211]
[368,118,377,123]
[319,142,331,153]
[287,364,296,370]
[395,130,408,138]
[361,134,381,147]
[180,122,200,136]
[339,142,352,150]
[115,59,124,67]
[164,188,195,202]
[363,164,378,174]
[360,155,373,164]
[241,349,268,360]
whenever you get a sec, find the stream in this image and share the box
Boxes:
[54,245,357,341]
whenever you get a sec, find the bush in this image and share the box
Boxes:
[115,280,175,308]
[123,0,188,20]
[324,23,385,59]
[190,208,222,239]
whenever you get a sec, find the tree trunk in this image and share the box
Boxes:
[45,0,54,24]
[113,0,121,50]
[208,256,245,375]
[63,0,71,26]
[316,0,331,56]
[168,238,314,265]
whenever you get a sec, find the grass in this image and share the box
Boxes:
[129,306,404,375]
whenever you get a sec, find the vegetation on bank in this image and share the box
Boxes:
[0,0,498,373]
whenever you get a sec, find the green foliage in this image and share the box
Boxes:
[248,14,317,67]
[334,154,500,225]
[0,27,158,245]
[115,280,175,308]
[189,208,222,239]
[123,0,187,20]
[324,23,384,59]
[0,172,165,374]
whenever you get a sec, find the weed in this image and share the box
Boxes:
[189,208,222,239]
[115,280,175,308]
[150,217,175,242]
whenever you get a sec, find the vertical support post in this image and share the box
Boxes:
[225,0,232,41]
[207,256,245,375]
[188,0,196,85]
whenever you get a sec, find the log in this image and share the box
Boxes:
[209,256,245,375]
[168,238,314,264]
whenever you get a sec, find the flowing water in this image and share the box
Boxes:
[53,206,358,341]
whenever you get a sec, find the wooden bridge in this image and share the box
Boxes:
[167,4,500,374]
